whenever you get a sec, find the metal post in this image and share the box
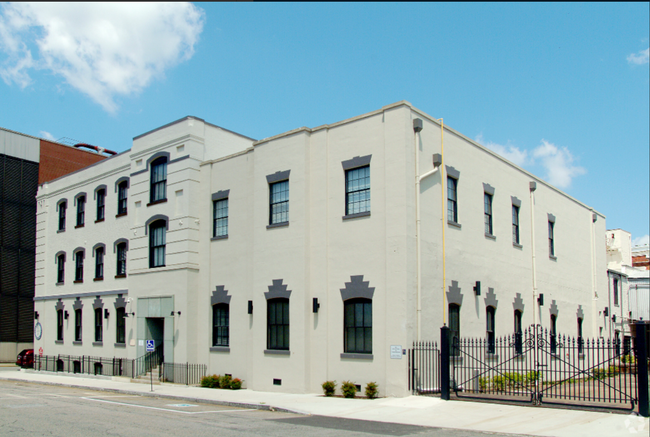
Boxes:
[440,326,450,400]
[635,323,649,417]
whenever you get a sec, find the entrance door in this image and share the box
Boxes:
[145,317,165,359]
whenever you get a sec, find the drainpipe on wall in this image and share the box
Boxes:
[590,211,599,337]
[529,181,538,327]
[413,118,442,341]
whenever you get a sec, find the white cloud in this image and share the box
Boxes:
[532,140,586,189]
[632,235,649,247]
[475,134,528,167]
[627,48,649,65]
[0,3,205,113]
[39,130,55,141]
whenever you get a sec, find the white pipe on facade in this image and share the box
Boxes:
[530,183,538,327]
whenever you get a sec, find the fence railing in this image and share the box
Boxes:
[408,341,440,395]
[34,352,205,386]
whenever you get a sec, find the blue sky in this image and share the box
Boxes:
[1,2,648,245]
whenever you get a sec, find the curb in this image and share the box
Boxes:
[0,376,309,416]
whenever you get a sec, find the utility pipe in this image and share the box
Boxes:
[529,182,537,327]
[439,120,446,327]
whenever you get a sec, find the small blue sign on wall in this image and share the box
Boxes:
[146,340,155,352]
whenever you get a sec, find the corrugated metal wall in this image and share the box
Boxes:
[629,283,650,322]
[0,153,38,343]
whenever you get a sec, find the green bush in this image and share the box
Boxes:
[201,374,221,388]
[231,378,243,390]
[478,376,488,392]
[219,374,233,389]
[621,355,636,364]
[365,382,379,399]
[525,371,539,384]
[492,375,506,391]
[504,372,524,388]
[341,381,357,398]
[592,368,607,379]
[321,380,337,397]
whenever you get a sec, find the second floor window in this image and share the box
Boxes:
[57,254,65,283]
[76,196,85,227]
[548,221,555,257]
[150,157,167,203]
[512,205,520,245]
[96,189,105,221]
[345,166,370,215]
[149,221,166,268]
[447,177,458,223]
[95,247,104,280]
[484,193,493,235]
[74,251,84,282]
[269,180,289,225]
[58,202,66,231]
[117,181,128,215]
[213,198,228,237]
[116,243,127,276]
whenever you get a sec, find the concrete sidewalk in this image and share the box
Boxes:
[0,367,647,437]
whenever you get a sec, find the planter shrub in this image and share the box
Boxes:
[201,374,221,388]
[322,380,336,397]
[365,382,378,399]
[341,381,357,398]
[219,374,233,389]
[231,378,243,390]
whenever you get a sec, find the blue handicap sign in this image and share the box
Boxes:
[146,340,155,352]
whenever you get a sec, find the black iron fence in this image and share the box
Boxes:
[160,362,207,385]
[408,341,440,395]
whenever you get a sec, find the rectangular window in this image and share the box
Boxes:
[550,315,557,354]
[75,309,82,342]
[95,247,104,280]
[345,166,370,215]
[150,158,167,203]
[95,308,103,342]
[212,304,229,346]
[344,299,372,354]
[57,255,65,283]
[514,310,523,354]
[267,299,289,350]
[486,306,495,354]
[484,193,493,235]
[613,277,619,306]
[149,222,166,268]
[269,180,289,225]
[58,202,66,231]
[117,182,128,215]
[512,205,520,245]
[76,196,85,227]
[449,304,460,356]
[548,221,555,257]
[96,189,105,221]
[116,243,127,276]
[447,177,458,223]
[75,252,84,282]
[213,198,228,237]
[116,308,125,344]
[57,310,64,341]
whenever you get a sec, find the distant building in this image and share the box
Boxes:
[632,244,650,270]
[33,102,607,396]
[0,128,106,361]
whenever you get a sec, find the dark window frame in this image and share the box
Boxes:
[550,314,558,354]
[76,196,85,227]
[94,308,103,342]
[577,317,584,354]
[345,165,371,216]
[613,277,619,306]
[486,306,496,354]
[343,298,372,354]
[512,204,520,245]
[95,247,104,280]
[484,192,493,236]
[58,201,67,231]
[116,243,127,276]
[57,309,64,341]
[514,310,523,354]
[57,254,65,283]
[96,189,105,221]
[116,307,126,344]
[149,220,166,268]
[212,303,229,347]
[447,177,458,224]
[269,180,289,225]
[267,298,289,350]
[117,181,128,215]
[449,304,460,356]
[150,157,167,204]
[213,198,229,238]
[548,221,555,257]
[74,308,82,342]
[74,251,84,282]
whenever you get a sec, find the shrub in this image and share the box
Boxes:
[201,374,221,388]
[492,375,506,392]
[592,368,607,379]
[504,372,524,388]
[341,381,357,398]
[322,380,337,397]
[231,378,243,390]
[478,376,488,392]
[621,355,636,364]
[365,382,379,399]
[525,371,539,384]
[219,374,233,389]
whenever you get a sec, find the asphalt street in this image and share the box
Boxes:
[0,379,528,437]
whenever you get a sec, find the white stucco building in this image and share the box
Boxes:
[33,102,607,396]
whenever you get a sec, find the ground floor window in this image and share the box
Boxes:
[449,304,460,356]
[267,298,289,350]
[212,304,229,346]
[344,298,372,354]
[116,307,126,344]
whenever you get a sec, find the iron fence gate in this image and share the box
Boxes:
[451,324,640,411]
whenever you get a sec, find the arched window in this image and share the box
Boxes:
[344,298,372,354]
[267,298,289,350]
[57,254,65,283]
[514,310,523,354]
[117,181,128,215]
[57,309,64,341]
[486,306,496,354]
[74,308,82,342]
[150,157,167,203]
[76,195,85,227]
[58,201,67,231]
[212,304,229,347]
[149,220,166,268]
[449,304,460,356]
[74,250,84,282]
[96,188,105,221]
[95,247,104,280]
[116,242,127,276]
